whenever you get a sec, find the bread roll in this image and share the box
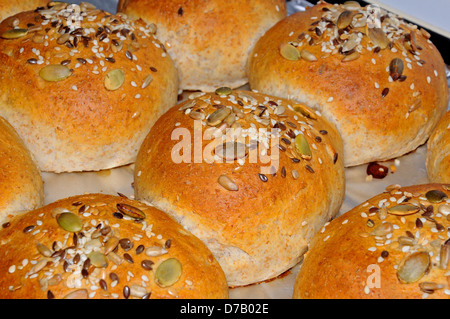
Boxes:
[0,116,43,224]
[248,1,449,167]
[0,2,178,173]
[0,0,47,22]
[117,0,287,91]
[293,184,450,299]
[0,194,228,299]
[427,112,450,183]
[134,88,345,286]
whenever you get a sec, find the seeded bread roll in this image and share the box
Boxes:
[134,88,345,286]
[0,0,47,22]
[0,194,228,299]
[0,116,44,224]
[293,184,450,299]
[248,1,449,167]
[117,0,287,91]
[0,2,178,173]
[427,112,450,183]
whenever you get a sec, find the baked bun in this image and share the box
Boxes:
[134,88,345,286]
[0,0,47,22]
[0,2,178,173]
[248,1,449,167]
[427,112,450,183]
[0,193,228,299]
[0,116,43,224]
[117,0,287,91]
[293,184,450,299]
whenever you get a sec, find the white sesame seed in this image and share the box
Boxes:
[427,76,431,84]
[8,265,16,273]
[135,94,141,99]
[327,97,334,103]
[72,85,78,91]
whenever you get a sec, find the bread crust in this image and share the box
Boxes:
[0,194,228,299]
[293,184,450,299]
[118,0,287,91]
[248,1,449,167]
[0,0,47,22]
[0,3,178,173]
[427,112,450,183]
[0,116,43,224]
[134,89,345,286]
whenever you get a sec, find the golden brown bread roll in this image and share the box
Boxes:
[134,88,345,286]
[248,1,449,167]
[0,0,47,22]
[293,184,450,299]
[0,2,178,173]
[427,112,450,183]
[0,116,43,224]
[0,194,228,299]
[117,0,287,91]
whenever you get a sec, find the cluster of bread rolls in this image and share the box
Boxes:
[0,0,448,299]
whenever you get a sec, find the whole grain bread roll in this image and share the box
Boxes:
[0,194,228,299]
[0,2,178,173]
[0,0,47,22]
[0,116,43,224]
[248,1,449,167]
[117,0,287,91]
[427,112,450,183]
[293,184,450,299]
[134,88,345,286]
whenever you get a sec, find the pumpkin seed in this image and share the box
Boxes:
[63,289,88,299]
[215,142,247,161]
[300,49,317,62]
[39,64,72,82]
[218,175,239,191]
[155,258,182,287]
[387,204,420,216]
[425,190,448,203]
[104,69,125,91]
[215,87,232,96]
[370,222,393,236]
[397,252,430,284]
[88,251,108,268]
[207,107,231,126]
[295,134,312,160]
[1,28,28,39]
[116,203,146,220]
[280,43,300,61]
[57,213,82,232]
[368,27,389,49]
[337,11,354,29]
[343,1,361,10]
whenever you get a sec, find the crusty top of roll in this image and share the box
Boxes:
[427,112,450,183]
[0,194,228,299]
[117,0,287,91]
[134,88,345,286]
[248,1,449,167]
[0,0,48,22]
[0,2,178,173]
[293,184,450,299]
[0,116,43,224]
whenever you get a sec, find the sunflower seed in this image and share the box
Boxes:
[207,107,231,126]
[1,28,28,39]
[116,203,146,220]
[300,49,317,62]
[218,175,239,191]
[368,27,389,49]
[337,11,354,29]
[388,204,420,216]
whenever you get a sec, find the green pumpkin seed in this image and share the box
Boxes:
[104,69,125,91]
[280,43,300,61]
[215,87,232,96]
[425,190,448,203]
[207,107,231,126]
[39,64,72,82]
[295,134,312,160]
[387,204,420,216]
[155,258,182,287]
[116,203,146,220]
[57,212,82,232]
[88,251,108,268]
[397,252,430,284]
[1,28,28,39]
